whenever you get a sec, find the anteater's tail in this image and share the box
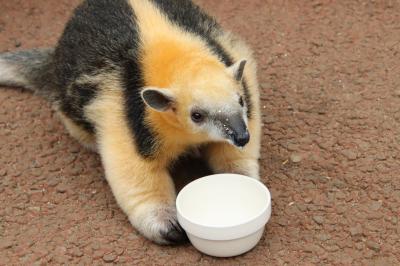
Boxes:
[0,48,57,100]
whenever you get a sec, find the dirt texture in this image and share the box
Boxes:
[1,0,400,265]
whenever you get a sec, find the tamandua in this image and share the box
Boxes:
[0,0,261,244]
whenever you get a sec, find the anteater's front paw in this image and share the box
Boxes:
[236,159,260,180]
[130,204,188,245]
[216,158,260,180]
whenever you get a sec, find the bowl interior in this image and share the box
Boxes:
[177,174,270,228]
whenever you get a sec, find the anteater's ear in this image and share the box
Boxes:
[141,87,176,112]
[228,60,247,81]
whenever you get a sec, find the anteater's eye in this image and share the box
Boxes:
[239,96,244,107]
[191,111,205,123]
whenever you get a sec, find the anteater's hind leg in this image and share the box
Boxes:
[57,111,97,150]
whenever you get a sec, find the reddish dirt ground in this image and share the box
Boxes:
[1,0,400,265]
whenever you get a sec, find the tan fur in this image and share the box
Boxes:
[129,0,219,87]
[57,111,97,150]
[85,72,177,243]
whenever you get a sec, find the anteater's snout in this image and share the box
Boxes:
[232,129,250,147]
[219,113,250,147]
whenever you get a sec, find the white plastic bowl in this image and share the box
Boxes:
[176,174,271,257]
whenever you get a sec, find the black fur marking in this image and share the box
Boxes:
[53,0,138,85]
[53,0,158,157]
[61,82,97,132]
[235,60,247,81]
[149,0,253,118]
[123,58,160,158]
[242,79,253,118]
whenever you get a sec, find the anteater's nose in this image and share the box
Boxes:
[233,130,250,147]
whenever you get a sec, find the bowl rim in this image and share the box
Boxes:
[176,174,271,234]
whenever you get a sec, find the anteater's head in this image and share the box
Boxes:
[141,59,250,148]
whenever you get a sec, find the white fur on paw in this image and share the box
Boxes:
[226,159,260,180]
[129,204,188,245]
[241,159,260,179]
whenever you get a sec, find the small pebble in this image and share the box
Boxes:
[28,206,41,212]
[355,242,364,250]
[31,168,43,177]
[304,197,313,203]
[48,178,60,187]
[264,116,276,124]
[366,240,380,251]
[290,153,303,163]
[304,244,322,253]
[370,201,382,211]
[341,149,358,160]
[115,248,124,256]
[103,253,117,263]
[93,250,105,259]
[324,244,339,252]
[332,179,346,189]
[69,247,83,257]
[315,233,331,241]
[0,238,13,250]
[56,184,68,193]
[276,218,287,226]
[312,215,324,225]
[350,224,363,236]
